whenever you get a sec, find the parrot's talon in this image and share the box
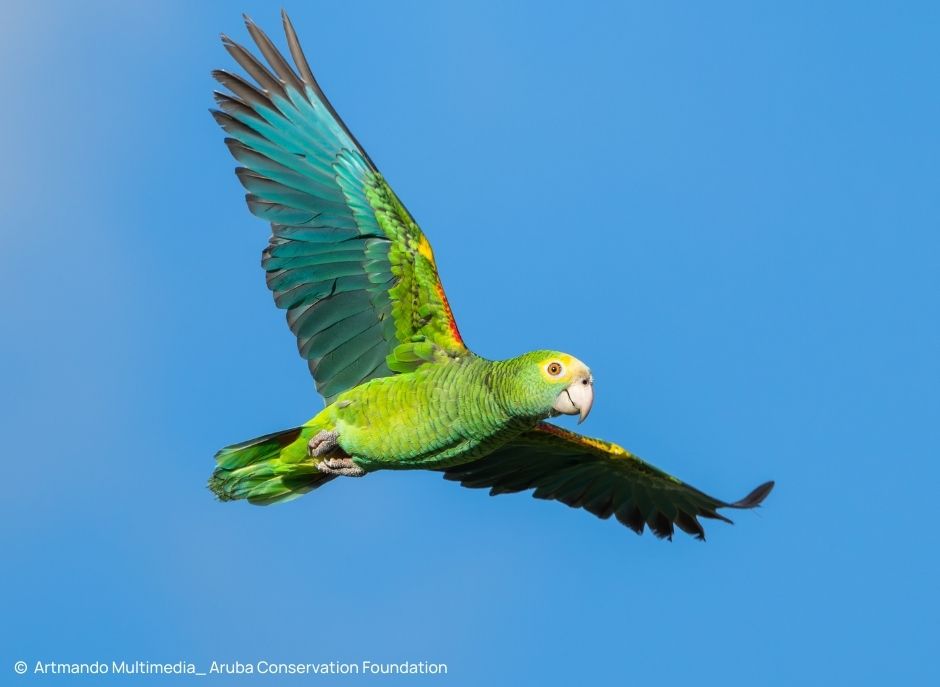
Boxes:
[309,431,364,476]
[308,430,340,457]
[317,456,365,477]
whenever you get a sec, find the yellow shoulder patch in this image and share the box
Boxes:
[417,235,435,265]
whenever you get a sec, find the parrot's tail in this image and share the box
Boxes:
[208,426,334,505]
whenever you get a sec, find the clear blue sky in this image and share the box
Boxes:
[2,2,938,685]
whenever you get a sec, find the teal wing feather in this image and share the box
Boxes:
[442,423,774,540]
[212,12,469,403]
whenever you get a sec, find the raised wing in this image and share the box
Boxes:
[211,12,469,402]
[442,423,774,540]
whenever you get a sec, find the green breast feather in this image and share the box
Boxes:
[207,12,774,541]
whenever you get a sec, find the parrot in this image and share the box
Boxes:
[207,11,774,540]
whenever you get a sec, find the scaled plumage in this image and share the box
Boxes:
[208,12,774,540]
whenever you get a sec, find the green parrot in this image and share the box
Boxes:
[208,12,774,540]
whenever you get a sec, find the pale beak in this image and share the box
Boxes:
[552,376,595,424]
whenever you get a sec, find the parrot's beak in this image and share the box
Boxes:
[552,375,595,424]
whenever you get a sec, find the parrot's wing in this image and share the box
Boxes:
[212,12,469,403]
[441,423,774,540]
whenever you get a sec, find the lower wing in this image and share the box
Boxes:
[440,422,773,540]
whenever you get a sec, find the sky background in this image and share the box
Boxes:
[2,1,938,685]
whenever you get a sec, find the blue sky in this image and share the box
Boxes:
[2,1,938,685]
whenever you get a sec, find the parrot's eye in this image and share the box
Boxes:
[546,362,563,376]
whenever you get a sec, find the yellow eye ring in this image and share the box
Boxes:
[546,362,563,376]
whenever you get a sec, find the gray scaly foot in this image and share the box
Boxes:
[308,429,340,457]
[317,456,366,477]
[308,431,365,477]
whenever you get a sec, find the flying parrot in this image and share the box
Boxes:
[208,12,774,540]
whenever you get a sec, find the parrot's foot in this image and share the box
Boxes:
[308,430,341,457]
[317,456,366,477]
[309,430,364,476]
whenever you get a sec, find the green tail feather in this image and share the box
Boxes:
[209,426,333,505]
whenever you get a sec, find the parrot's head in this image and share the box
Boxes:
[504,350,595,423]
